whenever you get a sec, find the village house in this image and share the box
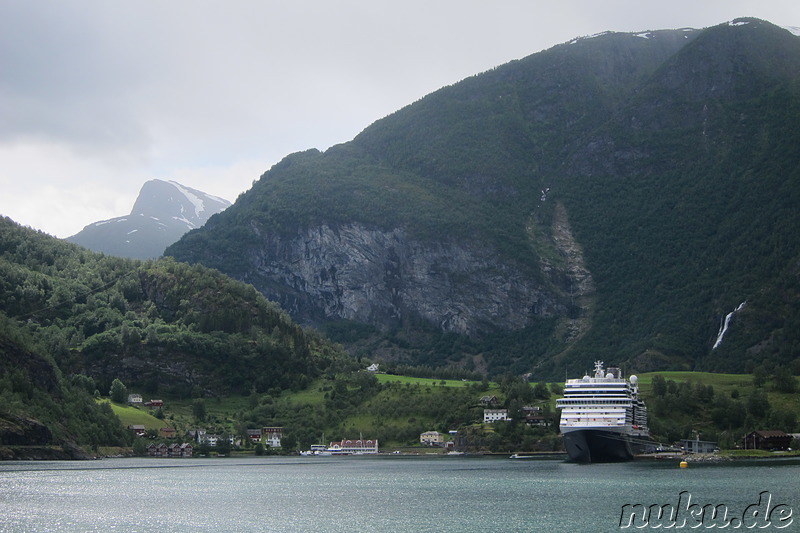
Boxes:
[480,395,498,407]
[420,431,444,446]
[483,409,509,423]
[366,363,379,372]
[147,443,169,457]
[127,394,143,405]
[680,438,718,454]
[158,427,177,439]
[245,427,283,447]
[145,399,164,407]
[522,406,548,427]
[199,434,220,447]
[327,438,379,454]
[195,433,239,448]
[742,430,792,451]
[128,424,146,437]
[146,443,193,457]
[187,428,206,442]
[262,427,283,448]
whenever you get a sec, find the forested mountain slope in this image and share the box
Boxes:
[167,19,800,379]
[1,216,351,453]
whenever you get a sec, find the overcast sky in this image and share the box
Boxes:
[2,1,799,238]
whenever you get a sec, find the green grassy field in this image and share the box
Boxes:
[159,395,251,435]
[374,374,487,388]
[637,371,752,390]
[638,371,798,415]
[281,379,328,406]
[99,400,168,431]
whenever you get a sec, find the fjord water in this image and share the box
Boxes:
[1,456,797,532]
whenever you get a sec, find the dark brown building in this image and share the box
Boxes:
[742,430,792,451]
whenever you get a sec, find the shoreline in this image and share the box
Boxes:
[636,450,800,462]
[4,444,798,462]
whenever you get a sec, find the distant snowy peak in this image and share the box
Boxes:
[568,27,697,45]
[567,18,800,47]
[67,179,231,260]
[130,179,231,230]
[726,17,800,36]
[783,26,800,37]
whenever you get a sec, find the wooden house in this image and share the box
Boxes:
[742,430,792,451]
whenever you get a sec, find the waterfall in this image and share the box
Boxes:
[712,301,746,349]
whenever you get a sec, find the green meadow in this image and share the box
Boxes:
[99,400,167,431]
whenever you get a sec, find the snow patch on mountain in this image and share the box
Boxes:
[169,180,207,218]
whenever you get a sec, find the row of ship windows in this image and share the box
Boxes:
[564,391,633,398]
[562,391,632,395]
[565,384,629,387]
[565,384,630,387]
[558,399,633,404]
[560,412,630,416]
[562,418,626,423]
[562,415,626,418]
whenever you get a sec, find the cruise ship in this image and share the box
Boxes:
[556,361,653,462]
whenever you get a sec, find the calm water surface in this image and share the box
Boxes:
[1,455,798,532]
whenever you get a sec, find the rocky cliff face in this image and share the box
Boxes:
[244,223,570,335]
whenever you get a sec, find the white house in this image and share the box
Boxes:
[483,409,509,423]
[327,438,379,454]
[127,394,143,405]
[199,434,219,447]
[262,427,283,448]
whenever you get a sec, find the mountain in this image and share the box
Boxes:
[67,179,231,259]
[1,216,353,455]
[166,19,800,379]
